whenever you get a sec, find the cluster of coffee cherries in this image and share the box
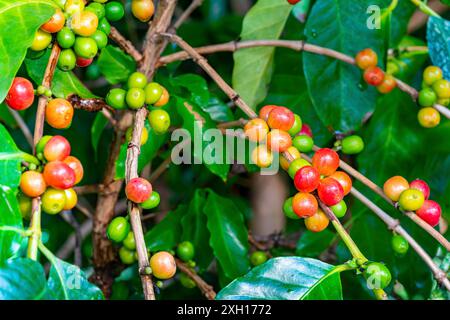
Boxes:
[18,135,83,217]
[417,66,449,128]
[131,0,155,22]
[31,0,125,71]
[355,48,397,94]
[283,148,352,232]
[383,176,442,227]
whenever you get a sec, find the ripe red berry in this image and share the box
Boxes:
[317,177,344,206]
[267,106,295,131]
[5,77,35,110]
[259,105,277,121]
[76,56,93,67]
[364,66,384,86]
[20,171,47,198]
[125,177,152,203]
[287,0,301,4]
[409,179,430,200]
[43,135,71,162]
[377,74,397,94]
[305,209,329,233]
[294,166,320,193]
[43,161,76,190]
[292,192,318,218]
[299,124,313,138]
[416,200,441,227]
[63,156,84,184]
[329,171,352,196]
[355,48,378,70]
[312,148,340,176]
[266,129,292,152]
[45,98,74,129]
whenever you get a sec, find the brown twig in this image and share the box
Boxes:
[109,26,143,62]
[8,108,33,147]
[171,0,204,31]
[60,211,82,266]
[74,184,104,195]
[175,258,216,300]
[56,219,92,261]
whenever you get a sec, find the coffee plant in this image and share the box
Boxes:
[0,0,449,301]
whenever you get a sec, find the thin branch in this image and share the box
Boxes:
[109,26,143,62]
[60,211,82,266]
[175,258,216,300]
[171,0,204,30]
[8,108,33,147]
[56,219,92,261]
[74,184,104,195]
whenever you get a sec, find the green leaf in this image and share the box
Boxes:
[0,123,21,188]
[427,16,450,78]
[232,0,292,109]
[216,257,342,300]
[0,0,55,102]
[202,96,234,123]
[91,112,109,159]
[303,0,385,131]
[296,230,335,258]
[98,45,136,85]
[170,74,210,107]
[145,204,187,251]
[0,258,48,300]
[25,49,94,98]
[47,257,104,300]
[0,187,23,263]
[115,120,168,180]
[204,190,250,281]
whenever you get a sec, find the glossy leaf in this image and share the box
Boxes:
[0,124,21,188]
[98,45,136,85]
[91,112,109,159]
[170,74,210,107]
[0,0,55,102]
[0,187,23,263]
[216,257,342,300]
[427,16,450,78]
[296,230,335,258]
[232,0,292,109]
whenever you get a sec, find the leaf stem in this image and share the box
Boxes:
[0,226,32,237]
[410,0,441,17]
[27,198,42,261]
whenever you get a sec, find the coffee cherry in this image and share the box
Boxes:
[42,188,66,215]
[432,79,450,99]
[418,88,437,107]
[126,127,148,145]
[57,27,76,49]
[97,17,111,35]
[65,0,85,16]
[119,247,136,265]
[125,177,152,203]
[259,105,277,121]
[41,9,65,33]
[36,135,53,155]
[71,10,98,37]
[283,197,300,220]
[177,241,195,262]
[126,88,146,109]
[292,192,318,218]
[341,135,364,155]
[329,171,352,196]
[105,1,125,21]
[423,66,443,86]
[63,188,78,210]
[312,148,340,176]
[365,262,391,290]
[250,251,268,266]
[20,171,46,197]
[148,109,171,135]
[5,77,35,110]
[266,129,292,152]
[132,0,155,22]
[267,106,295,131]
[280,146,301,171]
[288,158,310,179]
[330,200,347,218]
[391,234,409,255]
[123,231,136,251]
[363,66,384,86]
[141,191,160,209]
[355,48,378,70]
[149,251,177,280]
[377,74,397,94]
[86,2,106,19]
[398,189,425,211]
[58,49,77,71]
[17,193,32,220]
[418,107,440,128]
[294,166,320,193]
[46,98,74,129]
[154,87,170,107]
[74,37,98,59]
[305,209,329,233]
[43,161,76,190]
[287,0,301,4]
[251,145,273,168]
[63,156,84,184]
[76,56,93,67]
[90,30,108,49]
[106,88,127,109]
[179,273,196,289]
[293,135,313,153]
[144,82,163,104]
[409,179,430,200]
[244,118,269,142]
[43,135,71,162]
[317,177,344,206]
[383,176,409,202]
[31,30,52,51]
[299,123,313,138]
[107,216,130,242]
[416,200,441,227]
[128,72,148,89]
[288,114,302,136]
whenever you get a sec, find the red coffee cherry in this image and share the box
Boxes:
[355,48,378,70]
[364,66,385,86]
[409,179,430,200]
[20,171,47,198]
[383,176,409,202]
[41,9,65,33]
[266,129,292,152]
[298,124,313,138]
[43,161,76,190]
[287,0,301,4]
[312,148,340,176]
[292,192,318,218]
[416,200,441,227]
[317,177,344,206]
[329,171,352,196]
[259,105,277,121]
[5,77,35,110]
[377,74,397,94]
[63,156,84,184]
[125,177,152,203]
[294,166,320,193]
[45,98,74,129]
[149,251,177,280]
[305,209,329,233]
[43,135,71,162]
[267,106,295,131]
[76,56,93,67]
